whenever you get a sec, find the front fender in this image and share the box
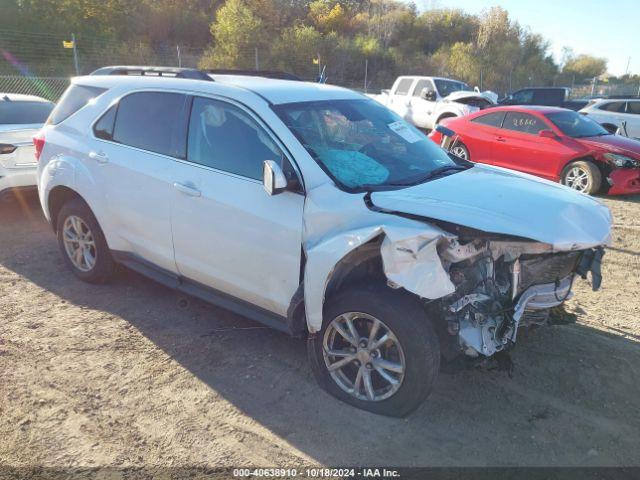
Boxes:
[302,183,454,333]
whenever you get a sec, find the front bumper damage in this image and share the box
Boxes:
[607,168,640,195]
[301,178,611,360]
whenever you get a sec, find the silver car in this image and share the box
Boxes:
[579,98,640,139]
[0,93,54,198]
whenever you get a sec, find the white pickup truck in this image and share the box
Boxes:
[368,76,498,131]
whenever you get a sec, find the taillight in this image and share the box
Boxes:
[33,131,45,161]
[0,143,17,155]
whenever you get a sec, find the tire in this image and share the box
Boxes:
[561,160,602,194]
[56,198,115,283]
[601,123,618,134]
[450,142,470,160]
[308,285,440,417]
[435,114,456,126]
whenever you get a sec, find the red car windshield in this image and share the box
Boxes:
[545,111,609,138]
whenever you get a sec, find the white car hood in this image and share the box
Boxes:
[370,165,612,250]
[443,90,498,104]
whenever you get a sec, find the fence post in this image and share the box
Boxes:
[71,33,79,75]
[364,58,368,92]
[177,45,182,67]
[254,47,259,70]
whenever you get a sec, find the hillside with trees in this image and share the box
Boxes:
[0,0,618,93]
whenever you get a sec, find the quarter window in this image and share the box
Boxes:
[503,112,546,135]
[112,92,189,158]
[93,105,116,140]
[187,97,284,180]
[395,79,413,96]
[471,111,505,128]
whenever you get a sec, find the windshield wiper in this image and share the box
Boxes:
[361,165,468,191]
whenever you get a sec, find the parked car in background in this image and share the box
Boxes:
[37,68,610,416]
[368,76,497,131]
[428,106,640,195]
[579,98,640,138]
[0,93,54,198]
[499,87,589,111]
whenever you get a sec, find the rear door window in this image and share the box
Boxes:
[502,112,546,135]
[471,111,505,128]
[394,79,414,96]
[47,84,106,125]
[93,105,117,140]
[0,101,54,124]
[626,101,640,114]
[112,92,189,158]
[599,101,626,112]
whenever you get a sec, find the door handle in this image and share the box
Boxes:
[173,182,201,197]
[89,151,109,163]
[495,136,506,142]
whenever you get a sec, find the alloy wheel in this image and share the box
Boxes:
[322,312,406,402]
[564,166,590,192]
[451,145,468,159]
[62,215,97,272]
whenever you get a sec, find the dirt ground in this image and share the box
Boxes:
[0,191,639,470]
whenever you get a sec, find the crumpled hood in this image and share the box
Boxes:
[579,135,640,159]
[370,165,612,250]
[443,90,498,104]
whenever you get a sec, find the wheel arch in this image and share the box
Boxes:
[47,186,90,233]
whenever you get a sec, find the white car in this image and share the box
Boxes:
[368,76,497,131]
[0,93,54,198]
[579,98,640,139]
[37,67,611,416]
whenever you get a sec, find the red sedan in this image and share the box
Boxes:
[428,106,640,195]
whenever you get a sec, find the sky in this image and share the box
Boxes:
[405,0,638,76]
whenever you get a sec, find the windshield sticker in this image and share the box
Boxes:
[388,121,423,143]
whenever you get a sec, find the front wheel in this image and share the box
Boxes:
[561,160,602,194]
[308,285,440,417]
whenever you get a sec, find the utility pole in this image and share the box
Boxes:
[625,56,631,76]
[176,45,182,68]
[71,33,79,75]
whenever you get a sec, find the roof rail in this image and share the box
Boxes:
[206,69,302,81]
[90,66,213,82]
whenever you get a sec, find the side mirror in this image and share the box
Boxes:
[538,129,557,139]
[420,88,437,101]
[263,160,288,196]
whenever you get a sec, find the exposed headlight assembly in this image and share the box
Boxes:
[603,152,640,168]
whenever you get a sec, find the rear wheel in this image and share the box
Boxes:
[308,285,440,417]
[56,198,114,283]
[561,160,602,194]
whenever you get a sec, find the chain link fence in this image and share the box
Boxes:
[0,75,69,102]
[2,29,639,103]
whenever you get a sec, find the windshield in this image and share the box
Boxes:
[545,110,609,138]
[273,99,461,191]
[434,79,472,97]
[0,101,54,125]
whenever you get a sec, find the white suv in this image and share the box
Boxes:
[37,67,612,416]
[579,98,640,139]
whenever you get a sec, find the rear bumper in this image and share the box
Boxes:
[0,167,37,196]
[607,168,640,195]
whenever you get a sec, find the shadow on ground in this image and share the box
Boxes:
[2,192,640,467]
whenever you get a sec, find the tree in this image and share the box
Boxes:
[563,54,607,81]
[199,0,264,69]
